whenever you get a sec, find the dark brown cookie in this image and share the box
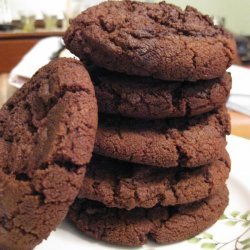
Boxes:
[64,1,236,81]
[69,186,229,246]
[79,151,230,210]
[95,107,230,168]
[91,66,231,119]
[0,58,98,250]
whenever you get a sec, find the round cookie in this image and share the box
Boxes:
[69,186,229,247]
[95,107,230,168]
[79,151,230,210]
[0,58,98,250]
[91,66,231,119]
[64,1,236,81]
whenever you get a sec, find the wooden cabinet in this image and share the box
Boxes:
[0,31,64,73]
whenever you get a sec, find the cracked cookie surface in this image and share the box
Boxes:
[69,186,228,246]
[0,58,98,250]
[79,151,230,210]
[91,66,231,119]
[64,1,236,81]
[95,107,230,168]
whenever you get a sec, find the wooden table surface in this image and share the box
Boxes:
[0,73,250,139]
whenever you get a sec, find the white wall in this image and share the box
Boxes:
[7,0,67,18]
[6,0,250,35]
[7,0,104,19]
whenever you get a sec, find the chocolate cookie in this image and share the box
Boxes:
[69,186,228,246]
[79,151,230,210]
[91,66,231,119]
[0,58,98,250]
[64,1,236,81]
[95,107,230,168]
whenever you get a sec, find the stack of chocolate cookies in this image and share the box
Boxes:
[64,1,236,247]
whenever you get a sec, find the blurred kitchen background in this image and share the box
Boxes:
[0,0,250,139]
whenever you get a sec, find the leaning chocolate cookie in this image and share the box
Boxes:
[95,107,230,168]
[64,1,236,81]
[0,58,98,250]
[69,186,229,246]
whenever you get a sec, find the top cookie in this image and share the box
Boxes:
[64,0,236,81]
[0,58,98,250]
